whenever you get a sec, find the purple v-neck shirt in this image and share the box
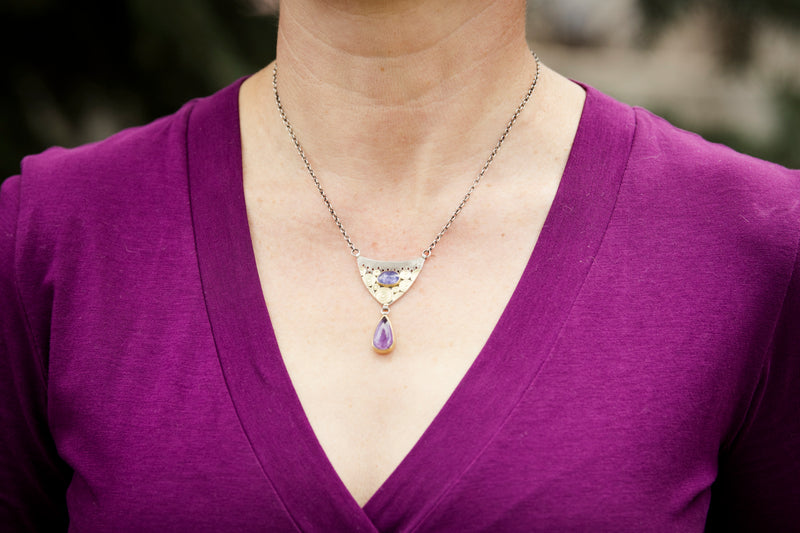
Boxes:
[2,79,799,532]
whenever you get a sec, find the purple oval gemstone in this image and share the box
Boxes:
[377,270,400,287]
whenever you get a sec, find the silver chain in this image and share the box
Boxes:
[272,52,541,259]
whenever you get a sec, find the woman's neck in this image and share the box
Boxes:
[272,0,535,189]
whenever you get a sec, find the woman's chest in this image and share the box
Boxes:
[50,294,730,532]
[244,196,551,506]
[45,223,752,530]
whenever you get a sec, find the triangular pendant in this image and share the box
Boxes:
[357,256,425,307]
[358,256,425,355]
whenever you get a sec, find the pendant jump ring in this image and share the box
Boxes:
[351,248,360,257]
[381,305,390,315]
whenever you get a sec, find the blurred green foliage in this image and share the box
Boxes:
[1,0,277,179]
[637,0,800,168]
[1,0,797,179]
[639,0,800,63]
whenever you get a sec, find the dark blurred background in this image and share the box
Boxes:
[531,0,800,169]
[1,0,278,181]
[1,0,798,181]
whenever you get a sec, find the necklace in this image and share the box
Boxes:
[272,53,541,354]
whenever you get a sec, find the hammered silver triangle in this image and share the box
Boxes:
[357,256,425,307]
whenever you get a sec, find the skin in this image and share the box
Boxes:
[239,0,585,506]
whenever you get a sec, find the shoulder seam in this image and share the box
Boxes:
[8,176,48,393]
[723,221,800,454]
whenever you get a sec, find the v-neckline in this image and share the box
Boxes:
[187,78,635,532]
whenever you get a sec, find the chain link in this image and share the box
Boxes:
[272,52,541,259]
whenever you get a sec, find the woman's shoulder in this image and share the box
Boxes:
[1,106,194,277]
[625,102,799,204]
[9,77,244,217]
[603,95,800,256]
[16,100,196,210]
[4,78,244,248]
[579,85,799,217]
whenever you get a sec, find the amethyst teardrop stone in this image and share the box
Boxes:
[377,270,400,287]
[372,316,395,354]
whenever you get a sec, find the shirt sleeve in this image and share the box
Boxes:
[705,238,800,531]
[0,175,71,531]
